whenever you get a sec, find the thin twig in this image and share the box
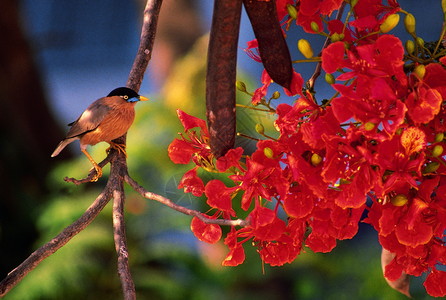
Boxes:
[64,151,117,185]
[0,188,113,297]
[307,2,347,91]
[124,172,251,227]
[127,0,163,91]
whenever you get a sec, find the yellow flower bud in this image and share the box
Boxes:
[434,132,444,143]
[311,153,323,166]
[255,123,265,135]
[416,37,424,48]
[404,13,416,34]
[311,21,320,33]
[364,122,376,131]
[424,162,440,174]
[380,14,400,33]
[264,147,274,158]
[331,32,342,43]
[236,81,247,93]
[325,73,335,85]
[432,145,444,157]
[272,91,280,99]
[391,194,408,206]
[413,64,426,79]
[405,40,415,55]
[287,4,298,19]
[298,39,314,59]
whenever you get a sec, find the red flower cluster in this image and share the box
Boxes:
[168,0,446,297]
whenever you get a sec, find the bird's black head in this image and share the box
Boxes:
[107,87,148,103]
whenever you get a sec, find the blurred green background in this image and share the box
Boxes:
[1,0,442,299]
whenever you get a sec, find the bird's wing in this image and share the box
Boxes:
[65,98,112,139]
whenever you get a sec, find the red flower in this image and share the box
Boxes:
[394,209,432,247]
[275,0,295,21]
[337,35,404,82]
[321,41,345,74]
[332,80,407,140]
[222,243,245,267]
[296,0,343,33]
[178,166,204,197]
[284,70,304,97]
[205,179,237,217]
[168,138,200,164]
[378,131,425,193]
[231,158,273,210]
[191,216,222,244]
[283,185,314,219]
[327,19,354,43]
[274,94,319,136]
[258,233,300,266]
[250,206,286,241]
[331,204,365,240]
[169,3,446,296]
[305,229,337,253]
[424,269,446,297]
[251,69,272,105]
[216,147,244,172]
[406,65,443,125]
[177,109,209,135]
[167,109,213,168]
[243,39,262,63]
[222,227,246,266]
[353,0,400,35]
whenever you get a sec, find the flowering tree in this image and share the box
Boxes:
[169,0,446,297]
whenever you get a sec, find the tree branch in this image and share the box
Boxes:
[113,171,135,300]
[111,0,163,297]
[124,172,251,228]
[0,188,113,297]
[64,151,117,185]
[127,0,163,92]
[0,0,163,298]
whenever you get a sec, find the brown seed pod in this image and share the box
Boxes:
[206,0,242,158]
[243,0,293,90]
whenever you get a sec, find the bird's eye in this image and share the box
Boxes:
[123,95,129,100]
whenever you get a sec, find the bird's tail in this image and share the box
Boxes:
[51,138,76,157]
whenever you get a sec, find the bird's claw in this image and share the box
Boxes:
[89,165,103,182]
[106,142,127,157]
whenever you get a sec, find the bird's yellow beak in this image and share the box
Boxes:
[139,95,149,101]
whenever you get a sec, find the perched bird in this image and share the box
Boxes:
[51,87,149,181]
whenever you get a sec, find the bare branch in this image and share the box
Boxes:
[64,151,118,185]
[0,189,113,297]
[127,0,163,92]
[113,184,135,300]
[110,1,163,297]
[124,172,251,228]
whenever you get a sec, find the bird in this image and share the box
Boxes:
[51,87,149,181]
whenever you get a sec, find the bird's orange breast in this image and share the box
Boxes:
[80,100,136,146]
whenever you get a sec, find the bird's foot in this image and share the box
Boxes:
[106,142,127,157]
[89,165,103,182]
